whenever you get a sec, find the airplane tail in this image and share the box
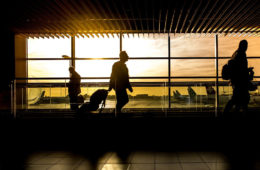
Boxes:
[188,86,196,98]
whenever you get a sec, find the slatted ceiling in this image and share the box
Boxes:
[7,0,260,37]
[180,0,193,34]
[120,2,132,34]
[219,0,252,33]
[207,1,232,33]
[190,0,210,33]
[202,0,227,33]
[169,9,175,34]
[224,0,255,34]
[185,0,200,34]
[94,0,114,30]
[57,1,85,31]
[163,10,168,34]
[234,5,260,33]
[196,0,218,33]
[107,0,123,30]
[174,2,183,34]
[126,0,138,33]
[232,16,255,34]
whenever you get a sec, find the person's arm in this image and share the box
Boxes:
[248,67,254,80]
[128,85,133,92]
[108,64,116,91]
[126,67,133,92]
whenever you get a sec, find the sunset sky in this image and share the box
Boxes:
[28,34,260,79]
[27,34,260,97]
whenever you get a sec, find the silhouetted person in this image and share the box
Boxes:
[223,40,254,115]
[68,66,81,111]
[205,84,215,95]
[108,51,133,113]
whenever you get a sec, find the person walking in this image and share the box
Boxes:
[108,51,133,114]
[68,66,81,111]
[223,40,254,115]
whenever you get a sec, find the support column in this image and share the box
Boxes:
[15,35,27,111]
[215,34,219,117]
[71,36,75,68]
[168,33,171,109]
[120,32,122,52]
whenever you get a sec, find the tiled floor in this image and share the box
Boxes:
[25,151,229,170]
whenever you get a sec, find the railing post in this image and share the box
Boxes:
[10,81,13,116]
[14,79,16,118]
[215,34,219,117]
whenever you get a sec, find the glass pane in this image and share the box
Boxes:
[26,81,168,110]
[81,86,168,109]
[127,87,168,109]
[122,34,168,57]
[171,59,215,77]
[76,59,168,77]
[218,78,233,108]
[75,36,120,58]
[170,82,216,111]
[15,86,27,110]
[218,36,260,57]
[28,38,71,58]
[248,59,260,76]
[28,60,70,78]
[170,34,215,57]
[27,87,69,109]
[127,60,168,76]
[76,60,114,77]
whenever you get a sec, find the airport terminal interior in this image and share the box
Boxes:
[1,0,260,169]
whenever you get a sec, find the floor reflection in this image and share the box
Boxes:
[25,151,229,170]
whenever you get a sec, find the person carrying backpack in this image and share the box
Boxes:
[223,40,254,115]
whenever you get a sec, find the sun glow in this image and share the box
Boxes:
[28,35,260,79]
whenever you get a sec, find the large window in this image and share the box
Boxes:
[21,34,260,112]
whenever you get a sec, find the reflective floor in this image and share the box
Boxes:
[1,112,259,170]
[25,151,228,170]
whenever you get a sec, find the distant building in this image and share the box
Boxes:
[135,94,149,98]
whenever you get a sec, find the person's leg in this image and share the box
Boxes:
[223,99,234,116]
[240,90,250,116]
[69,94,79,111]
[116,90,129,113]
[223,86,236,116]
[234,87,249,117]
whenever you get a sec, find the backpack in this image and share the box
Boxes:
[222,59,236,80]
[221,63,231,80]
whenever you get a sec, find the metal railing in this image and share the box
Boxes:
[11,77,260,118]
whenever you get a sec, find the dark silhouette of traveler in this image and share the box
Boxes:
[68,66,81,111]
[205,84,215,95]
[223,40,254,116]
[108,51,133,113]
